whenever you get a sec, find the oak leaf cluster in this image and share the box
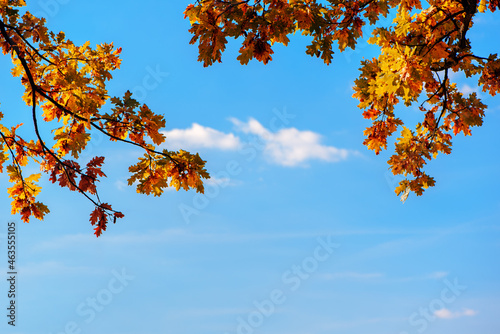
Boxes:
[185,0,499,201]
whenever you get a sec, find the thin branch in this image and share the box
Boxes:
[3,23,56,65]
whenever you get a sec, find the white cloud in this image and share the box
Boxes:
[393,271,450,282]
[434,308,478,319]
[31,230,340,252]
[319,270,449,283]
[321,272,384,280]
[231,118,350,166]
[19,261,103,276]
[425,271,449,279]
[115,179,127,191]
[159,118,351,166]
[32,229,189,251]
[161,123,241,150]
[167,307,254,318]
[205,176,242,187]
[460,84,480,97]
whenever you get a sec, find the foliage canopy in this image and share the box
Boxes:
[0,1,209,236]
[184,0,499,202]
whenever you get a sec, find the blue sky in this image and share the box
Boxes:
[0,1,499,334]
